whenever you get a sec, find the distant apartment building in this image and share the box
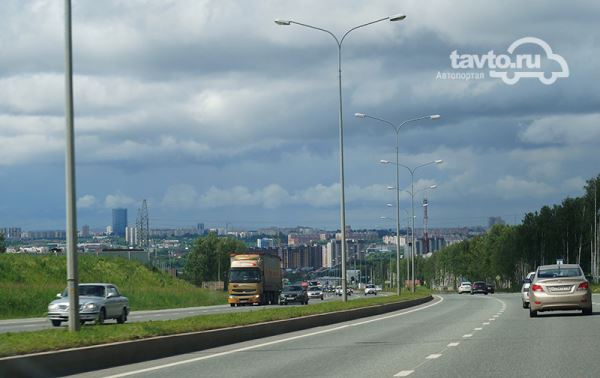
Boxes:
[21,230,66,239]
[383,235,407,246]
[335,227,378,241]
[415,236,447,255]
[257,238,275,248]
[125,226,138,246]
[197,223,205,235]
[81,225,90,238]
[279,244,324,269]
[0,227,22,239]
[112,208,127,237]
[287,233,321,246]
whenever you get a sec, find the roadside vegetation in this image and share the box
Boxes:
[420,175,600,291]
[0,288,430,357]
[0,254,227,319]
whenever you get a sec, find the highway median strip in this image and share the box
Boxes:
[0,290,430,358]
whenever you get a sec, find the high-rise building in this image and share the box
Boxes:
[112,208,127,237]
[81,225,90,237]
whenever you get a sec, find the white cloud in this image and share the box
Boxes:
[77,194,96,209]
[104,193,136,209]
[520,114,600,145]
[162,184,198,209]
[495,176,554,199]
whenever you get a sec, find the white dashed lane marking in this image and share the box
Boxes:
[426,354,442,359]
[448,342,460,347]
[394,370,414,377]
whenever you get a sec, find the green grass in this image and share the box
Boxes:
[0,288,430,357]
[591,284,600,293]
[0,254,227,319]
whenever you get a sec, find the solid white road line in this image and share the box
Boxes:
[104,296,445,378]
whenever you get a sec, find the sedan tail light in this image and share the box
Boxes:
[531,284,544,292]
[577,282,589,291]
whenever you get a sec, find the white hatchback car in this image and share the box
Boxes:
[458,281,472,294]
[521,271,536,308]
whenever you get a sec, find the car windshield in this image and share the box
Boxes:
[62,285,105,297]
[308,287,319,291]
[537,268,582,278]
[228,268,261,283]
[285,286,302,291]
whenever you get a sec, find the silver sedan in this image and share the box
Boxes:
[47,283,129,326]
[529,264,592,317]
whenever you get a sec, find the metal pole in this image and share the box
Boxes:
[411,172,416,293]
[337,45,348,302]
[395,132,401,296]
[64,0,80,331]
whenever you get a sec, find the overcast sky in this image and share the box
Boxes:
[1,0,599,231]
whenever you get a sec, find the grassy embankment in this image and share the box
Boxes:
[0,288,430,357]
[0,254,227,319]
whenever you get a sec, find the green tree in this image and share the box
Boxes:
[183,233,247,288]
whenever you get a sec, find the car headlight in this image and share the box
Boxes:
[80,303,98,311]
[48,304,59,311]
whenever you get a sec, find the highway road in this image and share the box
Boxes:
[72,293,600,378]
[0,291,386,333]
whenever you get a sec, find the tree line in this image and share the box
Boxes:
[421,175,599,290]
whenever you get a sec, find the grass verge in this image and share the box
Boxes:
[0,289,430,358]
[0,254,228,319]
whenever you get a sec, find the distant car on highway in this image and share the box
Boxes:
[307,286,324,300]
[471,281,488,295]
[47,283,129,327]
[364,284,377,295]
[529,264,592,317]
[521,271,536,308]
[335,286,353,296]
[458,281,472,294]
[280,285,308,305]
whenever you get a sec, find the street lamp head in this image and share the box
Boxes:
[387,186,395,190]
[354,113,366,118]
[380,160,391,164]
[386,203,393,207]
[430,114,441,120]
[274,19,291,26]
[435,159,443,164]
[389,14,407,22]
[429,185,438,189]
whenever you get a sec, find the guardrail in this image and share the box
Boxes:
[0,295,432,377]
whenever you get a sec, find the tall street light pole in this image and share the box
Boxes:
[381,160,443,291]
[64,0,80,331]
[275,14,406,301]
[356,113,440,296]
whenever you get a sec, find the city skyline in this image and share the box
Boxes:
[1,1,598,230]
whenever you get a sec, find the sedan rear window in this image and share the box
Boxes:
[537,268,582,278]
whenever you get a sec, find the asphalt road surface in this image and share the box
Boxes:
[0,291,387,333]
[71,293,600,378]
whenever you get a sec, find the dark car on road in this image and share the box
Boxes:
[279,285,308,305]
[471,281,488,295]
[486,283,495,294]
